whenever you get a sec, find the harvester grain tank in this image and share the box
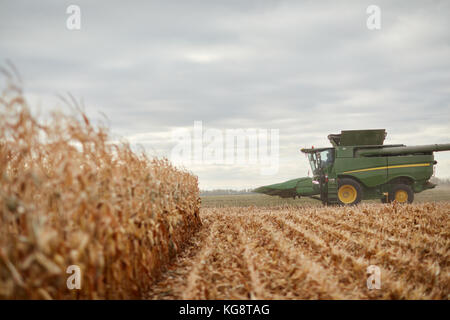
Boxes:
[254,129,450,205]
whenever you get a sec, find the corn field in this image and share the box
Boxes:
[148,203,449,300]
[0,77,201,299]
[0,77,448,300]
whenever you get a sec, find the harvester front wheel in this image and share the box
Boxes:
[389,184,414,204]
[337,178,362,206]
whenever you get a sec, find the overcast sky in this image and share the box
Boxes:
[1,0,449,189]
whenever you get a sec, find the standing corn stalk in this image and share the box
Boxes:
[0,73,201,299]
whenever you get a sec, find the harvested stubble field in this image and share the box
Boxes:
[148,202,449,300]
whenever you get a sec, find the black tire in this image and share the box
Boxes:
[337,178,363,206]
[388,184,414,204]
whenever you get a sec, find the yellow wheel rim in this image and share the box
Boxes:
[395,190,408,203]
[338,185,357,204]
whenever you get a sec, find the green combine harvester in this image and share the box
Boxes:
[255,129,450,205]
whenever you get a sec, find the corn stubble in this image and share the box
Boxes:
[149,203,449,300]
[0,79,201,299]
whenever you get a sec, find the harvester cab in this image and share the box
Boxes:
[306,148,335,175]
[254,129,450,205]
[302,148,335,204]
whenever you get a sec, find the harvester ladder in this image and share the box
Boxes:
[327,180,339,205]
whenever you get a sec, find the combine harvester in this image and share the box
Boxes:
[255,129,450,205]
